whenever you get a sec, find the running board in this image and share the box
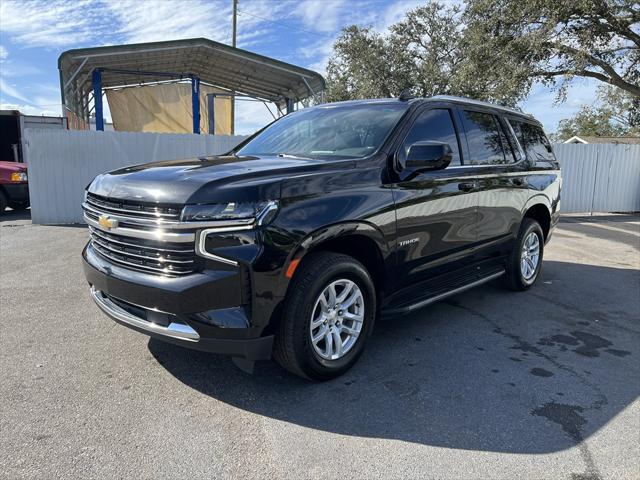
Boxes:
[382,270,505,317]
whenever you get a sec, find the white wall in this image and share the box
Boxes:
[24,129,247,224]
[23,131,639,224]
[553,143,640,214]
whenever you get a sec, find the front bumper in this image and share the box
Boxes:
[2,183,29,203]
[83,243,274,360]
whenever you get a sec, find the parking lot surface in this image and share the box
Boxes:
[1,212,638,480]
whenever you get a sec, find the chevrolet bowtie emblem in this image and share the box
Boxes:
[98,214,118,230]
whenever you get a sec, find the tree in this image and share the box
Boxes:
[463,0,640,99]
[554,86,640,140]
[325,1,639,105]
[325,3,530,104]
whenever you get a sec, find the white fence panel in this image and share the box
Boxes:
[23,131,640,224]
[24,129,247,224]
[553,144,640,214]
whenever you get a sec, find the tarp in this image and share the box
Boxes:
[105,83,232,134]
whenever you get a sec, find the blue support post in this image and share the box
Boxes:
[191,76,200,134]
[285,97,294,114]
[92,69,104,131]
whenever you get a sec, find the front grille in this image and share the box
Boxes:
[89,226,197,275]
[83,193,199,277]
[86,192,182,219]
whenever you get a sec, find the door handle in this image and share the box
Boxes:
[458,182,476,192]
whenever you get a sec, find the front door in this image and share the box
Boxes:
[390,106,479,289]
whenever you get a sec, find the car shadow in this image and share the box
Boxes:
[148,260,639,454]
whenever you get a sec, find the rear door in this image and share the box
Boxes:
[454,108,526,252]
[389,105,479,288]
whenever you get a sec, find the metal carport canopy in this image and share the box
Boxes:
[58,37,326,108]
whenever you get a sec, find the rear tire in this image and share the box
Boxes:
[274,252,376,381]
[505,218,544,291]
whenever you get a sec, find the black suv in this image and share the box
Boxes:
[82,95,561,380]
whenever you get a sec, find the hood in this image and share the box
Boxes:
[88,155,355,205]
[0,161,27,173]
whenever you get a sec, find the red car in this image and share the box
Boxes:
[0,161,29,212]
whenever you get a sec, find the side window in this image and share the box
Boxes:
[510,120,554,161]
[400,108,461,166]
[460,110,512,165]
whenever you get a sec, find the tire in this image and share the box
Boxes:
[505,218,544,291]
[8,201,29,211]
[274,252,376,381]
[0,191,7,213]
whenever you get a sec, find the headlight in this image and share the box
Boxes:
[182,201,278,225]
[10,171,27,182]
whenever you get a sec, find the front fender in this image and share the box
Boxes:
[276,221,390,298]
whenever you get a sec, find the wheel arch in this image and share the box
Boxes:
[522,198,552,240]
[281,221,389,298]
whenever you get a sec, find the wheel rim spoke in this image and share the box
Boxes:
[327,284,337,307]
[340,325,359,336]
[324,329,334,357]
[332,329,343,357]
[310,313,326,329]
[336,281,354,303]
[312,325,328,344]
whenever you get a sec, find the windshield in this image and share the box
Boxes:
[236,103,408,159]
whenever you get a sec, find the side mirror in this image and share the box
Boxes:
[405,141,453,171]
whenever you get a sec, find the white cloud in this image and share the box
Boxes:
[103,0,231,44]
[0,78,31,103]
[0,46,8,60]
[295,0,347,33]
[0,102,59,116]
[0,0,109,48]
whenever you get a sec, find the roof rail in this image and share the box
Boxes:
[429,95,532,117]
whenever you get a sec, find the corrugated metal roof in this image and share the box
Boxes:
[59,38,325,106]
[566,136,640,145]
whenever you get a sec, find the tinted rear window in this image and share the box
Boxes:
[460,111,513,165]
[509,120,554,161]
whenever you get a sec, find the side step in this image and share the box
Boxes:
[382,269,505,317]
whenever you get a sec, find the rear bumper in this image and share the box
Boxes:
[83,243,274,360]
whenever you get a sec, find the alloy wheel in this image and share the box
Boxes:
[309,279,364,360]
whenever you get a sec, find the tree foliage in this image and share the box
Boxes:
[555,86,640,140]
[325,0,640,104]
[325,3,530,104]
[464,0,640,98]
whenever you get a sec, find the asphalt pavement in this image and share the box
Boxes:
[1,211,638,479]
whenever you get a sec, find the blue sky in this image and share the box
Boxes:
[0,0,597,135]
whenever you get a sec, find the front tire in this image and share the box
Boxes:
[505,218,544,291]
[0,191,7,213]
[8,201,29,211]
[274,252,376,381]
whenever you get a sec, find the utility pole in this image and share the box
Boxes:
[230,0,237,134]
[232,0,237,48]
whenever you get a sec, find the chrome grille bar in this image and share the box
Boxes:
[90,235,195,265]
[91,241,195,275]
[88,226,194,254]
[86,194,181,219]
